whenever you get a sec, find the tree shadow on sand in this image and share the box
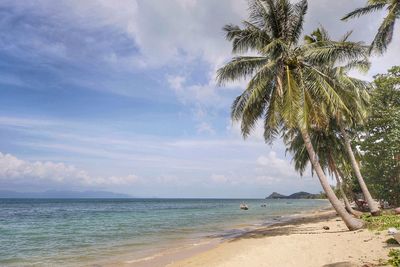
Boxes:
[223,211,349,242]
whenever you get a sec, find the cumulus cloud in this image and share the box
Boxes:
[206,151,312,187]
[3,0,398,75]
[2,1,377,197]
[0,114,323,196]
[3,0,397,109]
[0,152,140,188]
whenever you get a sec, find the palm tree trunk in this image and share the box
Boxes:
[327,152,356,215]
[301,129,363,230]
[340,126,381,216]
[332,166,359,217]
[335,167,364,218]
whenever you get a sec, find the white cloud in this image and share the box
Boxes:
[167,73,224,107]
[256,151,309,181]
[0,113,324,196]
[4,0,399,76]
[0,152,140,188]
[4,0,396,111]
[167,74,223,135]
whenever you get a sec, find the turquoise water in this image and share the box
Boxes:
[0,198,329,266]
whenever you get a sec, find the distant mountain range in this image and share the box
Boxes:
[0,190,132,198]
[266,191,324,199]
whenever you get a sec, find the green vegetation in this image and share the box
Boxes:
[217,0,368,230]
[388,249,400,267]
[387,238,399,245]
[362,213,400,231]
[218,0,399,231]
[266,191,326,199]
[358,66,400,207]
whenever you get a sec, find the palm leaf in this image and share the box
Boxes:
[216,56,268,85]
[342,3,386,20]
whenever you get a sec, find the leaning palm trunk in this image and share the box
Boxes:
[301,130,364,230]
[327,152,356,215]
[333,167,361,217]
[340,127,381,216]
[328,153,356,215]
[335,167,364,218]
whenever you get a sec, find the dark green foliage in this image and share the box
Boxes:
[388,249,400,267]
[358,66,400,206]
[387,238,399,245]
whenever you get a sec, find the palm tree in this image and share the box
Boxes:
[332,162,362,217]
[339,127,382,215]
[342,0,400,54]
[217,0,364,230]
[284,125,362,217]
[305,27,381,216]
[335,161,364,217]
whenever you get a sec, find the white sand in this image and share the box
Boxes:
[168,210,395,267]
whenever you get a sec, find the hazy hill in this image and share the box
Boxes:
[0,190,132,198]
[266,191,324,199]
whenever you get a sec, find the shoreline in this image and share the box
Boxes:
[101,207,395,267]
[101,205,338,267]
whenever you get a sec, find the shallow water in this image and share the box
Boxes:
[0,198,329,266]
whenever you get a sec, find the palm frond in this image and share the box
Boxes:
[216,56,268,85]
[304,41,368,66]
[342,3,387,20]
[289,0,308,44]
[342,59,371,73]
[370,5,397,54]
[264,0,282,38]
[263,88,281,142]
[223,23,271,54]
[248,0,270,28]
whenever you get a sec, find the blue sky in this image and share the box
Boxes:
[0,0,398,198]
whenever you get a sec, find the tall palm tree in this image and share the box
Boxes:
[332,160,362,217]
[342,0,400,54]
[217,0,365,230]
[304,28,381,216]
[339,127,382,215]
[284,125,362,217]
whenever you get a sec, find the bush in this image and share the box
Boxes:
[387,238,399,245]
[361,214,400,231]
[388,249,400,267]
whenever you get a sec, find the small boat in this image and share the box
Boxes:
[261,204,267,207]
[240,203,249,210]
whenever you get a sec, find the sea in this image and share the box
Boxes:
[0,198,329,266]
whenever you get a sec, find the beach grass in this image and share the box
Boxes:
[388,249,400,267]
[362,212,400,231]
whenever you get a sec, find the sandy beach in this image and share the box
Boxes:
[165,210,395,267]
[104,209,398,267]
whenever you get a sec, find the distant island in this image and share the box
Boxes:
[266,191,325,199]
[0,190,132,198]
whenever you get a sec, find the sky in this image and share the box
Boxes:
[0,0,398,198]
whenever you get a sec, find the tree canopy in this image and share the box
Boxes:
[358,66,400,206]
